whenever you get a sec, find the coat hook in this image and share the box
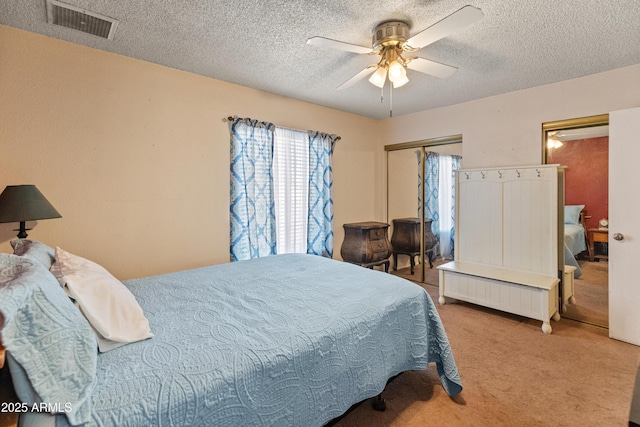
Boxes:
[536,168,541,177]
[516,170,521,178]
[465,172,470,180]
[481,171,486,179]
[498,171,503,178]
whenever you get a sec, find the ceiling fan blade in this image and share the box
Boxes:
[307,36,375,54]
[405,5,483,50]
[336,65,377,90]
[406,57,457,79]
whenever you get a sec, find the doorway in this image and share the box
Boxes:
[543,114,609,328]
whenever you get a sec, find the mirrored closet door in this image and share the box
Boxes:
[543,114,609,328]
[386,136,462,285]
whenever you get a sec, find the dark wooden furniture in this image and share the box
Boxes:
[0,355,18,427]
[588,228,608,261]
[341,222,392,271]
[391,218,437,274]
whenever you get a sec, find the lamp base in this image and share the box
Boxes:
[13,221,29,239]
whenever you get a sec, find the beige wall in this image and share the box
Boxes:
[3,24,638,280]
[0,25,382,279]
[380,64,640,168]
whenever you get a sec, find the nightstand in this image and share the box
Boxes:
[391,217,437,274]
[587,228,608,262]
[341,222,392,271]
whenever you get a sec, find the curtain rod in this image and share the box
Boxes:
[227,116,341,140]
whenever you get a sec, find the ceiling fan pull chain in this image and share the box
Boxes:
[389,83,393,117]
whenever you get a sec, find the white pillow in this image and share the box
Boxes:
[52,247,153,351]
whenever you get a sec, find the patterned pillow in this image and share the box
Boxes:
[0,253,97,425]
[10,239,56,270]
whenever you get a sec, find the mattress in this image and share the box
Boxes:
[48,253,461,427]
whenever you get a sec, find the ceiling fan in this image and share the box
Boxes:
[307,5,483,90]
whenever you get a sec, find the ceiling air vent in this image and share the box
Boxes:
[46,0,118,40]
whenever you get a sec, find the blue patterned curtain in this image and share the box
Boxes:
[307,131,338,257]
[419,151,441,250]
[230,117,277,261]
[418,152,461,259]
[448,155,462,258]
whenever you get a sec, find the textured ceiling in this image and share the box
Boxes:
[2,0,639,120]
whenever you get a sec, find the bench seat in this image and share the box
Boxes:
[438,261,560,334]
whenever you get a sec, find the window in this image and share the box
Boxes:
[230,117,336,261]
[273,127,309,254]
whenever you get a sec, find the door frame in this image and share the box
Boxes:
[385,134,462,283]
[541,113,609,325]
[541,114,609,163]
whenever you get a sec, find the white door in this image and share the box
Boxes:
[609,107,640,346]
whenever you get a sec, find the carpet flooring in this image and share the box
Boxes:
[563,259,608,327]
[336,273,639,427]
[391,258,445,285]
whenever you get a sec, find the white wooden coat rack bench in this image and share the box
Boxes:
[438,165,562,334]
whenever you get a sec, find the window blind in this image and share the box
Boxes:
[273,127,309,254]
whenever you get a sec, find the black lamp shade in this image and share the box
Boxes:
[0,185,61,238]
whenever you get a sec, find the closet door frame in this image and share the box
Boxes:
[385,134,462,283]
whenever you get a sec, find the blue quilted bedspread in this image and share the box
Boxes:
[57,254,461,427]
[564,224,586,278]
[565,224,587,256]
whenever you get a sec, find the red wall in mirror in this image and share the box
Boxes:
[547,136,608,230]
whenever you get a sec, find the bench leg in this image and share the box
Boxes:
[438,269,446,305]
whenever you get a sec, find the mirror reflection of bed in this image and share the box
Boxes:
[546,123,609,328]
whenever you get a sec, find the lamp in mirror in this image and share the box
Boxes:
[0,185,62,238]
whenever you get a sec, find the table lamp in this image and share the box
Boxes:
[0,185,62,238]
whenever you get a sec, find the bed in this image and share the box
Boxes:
[0,243,462,427]
[564,205,588,279]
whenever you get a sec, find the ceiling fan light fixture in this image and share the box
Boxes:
[307,5,484,105]
[369,66,387,88]
[393,74,410,88]
[388,59,406,83]
[547,138,563,149]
